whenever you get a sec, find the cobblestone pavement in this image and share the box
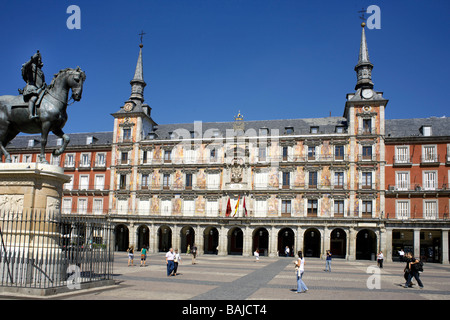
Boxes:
[45,252,450,301]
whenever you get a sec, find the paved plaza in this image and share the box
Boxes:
[35,252,450,301]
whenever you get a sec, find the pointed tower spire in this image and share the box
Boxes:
[129,42,146,102]
[354,22,374,90]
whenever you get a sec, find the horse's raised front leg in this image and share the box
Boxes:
[52,128,70,157]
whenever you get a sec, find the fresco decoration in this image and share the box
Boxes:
[293,195,303,217]
[321,194,331,217]
[321,166,331,188]
[267,195,278,215]
[151,195,160,215]
[197,169,206,189]
[294,166,305,188]
[195,196,206,215]
[151,169,161,189]
[173,170,183,189]
[268,168,279,188]
[172,197,182,215]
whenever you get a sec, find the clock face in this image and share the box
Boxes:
[362,89,373,99]
[124,102,134,111]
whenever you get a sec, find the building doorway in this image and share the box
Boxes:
[278,228,295,257]
[228,227,243,255]
[158,226,172,252]
[304,228,321,257]
[253,228,269,256]
[180,226,195,253]
[330,228,346,258]
[114,224,129,251]
[204,227,219,254]
[356,229,377,260]
[137,225,149,250]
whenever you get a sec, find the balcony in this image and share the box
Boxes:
[358,154,377,162]
[393,156,412,167]
[358,128,376,136]
[78,160,91,170]
[420,154,440,166]
[386,183,448,193]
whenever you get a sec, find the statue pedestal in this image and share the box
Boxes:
[0,163,70,287]
[0,162,70,213]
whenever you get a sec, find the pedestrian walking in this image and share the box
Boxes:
[295,251,308,293]
[191,244,197,264]
[377,251,384,268]
[254,249,260,262]
[404,252,424,289]
[166,248,175,276]
[127,246,134,266]
[324,250,332,272]
[186,244,191,255]
[399,249,405,262]
[140,246,147,267]
[173,248,182,276]
[285,246,290,257]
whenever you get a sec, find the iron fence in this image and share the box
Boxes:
[0,210,114,290]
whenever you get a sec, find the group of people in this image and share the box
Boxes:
[166,244,198,277]
[126,246,148,267]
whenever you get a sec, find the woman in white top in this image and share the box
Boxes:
[254,249,260,262]
[295,251,308,293]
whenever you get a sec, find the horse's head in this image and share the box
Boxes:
[67,67,86,101]
[50,67,86,102]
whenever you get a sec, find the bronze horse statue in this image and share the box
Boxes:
[0,67,86,163]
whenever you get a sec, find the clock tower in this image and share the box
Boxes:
[110,39,158,216]
[343,23,389,235]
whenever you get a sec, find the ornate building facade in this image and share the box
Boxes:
[4,24,450,263]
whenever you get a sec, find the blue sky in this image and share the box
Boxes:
[0,0,449,133]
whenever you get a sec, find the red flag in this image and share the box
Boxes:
[226,198,231,217]
[243,197,247,217]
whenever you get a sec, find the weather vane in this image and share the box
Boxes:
[138,30,146,44]
[358,8,367,22]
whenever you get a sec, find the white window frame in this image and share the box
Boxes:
[93,198,103,215]
[77,198,88,214]
[395,145,410,164]
[423,171,437,190]
[396,200,410,220]
[396,171,410,191]
[423,200,438,220]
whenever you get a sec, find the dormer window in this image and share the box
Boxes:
[259,128,269,136]
[336,126,344,133]
[422,125,432,137]
[285,127,294,135]
[310,126,319,134]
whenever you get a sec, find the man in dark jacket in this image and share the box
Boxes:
[404,252,424,289]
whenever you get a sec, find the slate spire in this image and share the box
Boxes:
[354,22,374,90]
[129,43,146,102]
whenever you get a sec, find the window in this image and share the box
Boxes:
[141,174,149,189]
[335,145,344,160]
[62,198,72,214]
[423,171,437,190]
[79,175,89,190]
[123,128,131,142]
[361,172,372,189]
[93,199,103,215]
[309,171,317,188]
[210,148,217,162]
[142,150,148,163]
[334,200,344,217]
[121,152,128,165]
[396,200,409,219]
[282,172,290,189]
[362,201,372,217]
[336,126,344,133]
[80,153,90,168]
[308,146,316,160]
[362,119,372,134]
[164,150,171,163]
[334,172,344,188]
[259,128,269,136]
[119,174,127,189]
[23,154,32,163]
[422,145,437,162]
[285,127,294,135]
[310,126,319,134]
[163,174,170,189]
[424,200,437,219]
[307,200,318,217]
[282,146,288,161]
[65,153,75,167]
[396,172,409,191]
[362,146,372,160]
[258,146,266,161]
[185,173,193,189]
[96,153,106,167]
[395,146,410,164]
[281,200,291,217]
[94,175,104,190]
[11,155,19,163]
[51,154,60,166]
[422,125,432,136]
[64,175,74,190]
[77,199,88,214]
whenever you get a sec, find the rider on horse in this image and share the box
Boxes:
[19,50,46,120]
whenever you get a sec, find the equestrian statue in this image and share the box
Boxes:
[0,50,86,163]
